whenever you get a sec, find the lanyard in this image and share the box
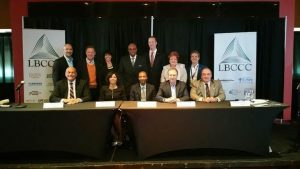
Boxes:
[190,64,198,80]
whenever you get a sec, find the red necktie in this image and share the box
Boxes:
[150,51,154,67]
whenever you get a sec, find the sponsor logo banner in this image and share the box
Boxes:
[23,29,65,103]
[214,32,256,100]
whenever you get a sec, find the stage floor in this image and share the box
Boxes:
[0,122,300,169]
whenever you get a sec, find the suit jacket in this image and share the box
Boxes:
[186,64,204,90]
[77,59,103,87]
[160,64,187,83]
[52,56,77,86]
[49,79,91,102]
[190,80,226,101]
[118,55,147,93]
[129,83,156,101]
[144,50,166,90]
[156,80,189,102]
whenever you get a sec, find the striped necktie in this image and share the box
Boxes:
[70,82,74,99]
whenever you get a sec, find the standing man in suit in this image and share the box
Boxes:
[145,36,166,90]
[156,68,189,102]
[49,67,91,104]
[130,71,156,101]
[118,42,147,98]
[186,50,204,91]
[52,43,76,86]
[190,67,225,102]
[77,45,102,101]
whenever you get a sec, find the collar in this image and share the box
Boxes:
[149,49,157,54]
[140,83,147,88]
[203,81,211,86]
[169,81,177,87]
[68,79,76,84]
[192,63,199,69]
[130,55,137,59]
[64,55,73,61]
[86,58,95,64]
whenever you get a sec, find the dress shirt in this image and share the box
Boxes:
[130,55,137,66]
[171,83,176,98]
[64,55,73,67]
[140,84,147,101]
[149,49,157,61]
[190,64,199,81]
[86,58,95,65]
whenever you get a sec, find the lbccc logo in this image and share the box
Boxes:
[218,37,252,72]
[219,63,252,71]
[27,34,59,68]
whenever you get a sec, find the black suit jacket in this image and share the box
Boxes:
[52,56,77,86]
[144,50,166,90]
[129,83,156,101]
[156,80,190,102]
[49,79,91,102]
[118,55,147,93]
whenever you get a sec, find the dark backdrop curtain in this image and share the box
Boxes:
[24,17,151,66]
[24,17,284,102]
[154,17,284,102]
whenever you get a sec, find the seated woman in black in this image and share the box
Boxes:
[99,71,126,146]
[99,71,126,101]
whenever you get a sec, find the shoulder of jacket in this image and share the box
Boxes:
[178,63,185,68]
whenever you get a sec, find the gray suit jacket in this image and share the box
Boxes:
[156,80,189,102]
[190,80,225,101]
[49,79,91,102]
[129,83,156,101]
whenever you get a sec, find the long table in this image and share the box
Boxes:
[0,102,121,159]
[120,101,287,159]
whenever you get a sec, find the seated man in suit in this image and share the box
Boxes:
[156,68,189,102]
[190,67,225,102]
[50,66,91,104]
[130,71,156,101]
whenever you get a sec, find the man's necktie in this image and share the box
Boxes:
[131,57,135,66]
[205,83,210,98]
[141,86,146,101]
[70,82,74,99]
[150,51,154,67]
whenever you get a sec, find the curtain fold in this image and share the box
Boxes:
[23,17,284,102]
[0,32,14,101]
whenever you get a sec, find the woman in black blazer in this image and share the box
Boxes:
[98,71,126,147]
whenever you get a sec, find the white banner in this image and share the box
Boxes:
[22,29,65,103]
[214,32,257,100]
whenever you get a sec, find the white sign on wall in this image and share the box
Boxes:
[214,32,257,100]
[22,29,65,103]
